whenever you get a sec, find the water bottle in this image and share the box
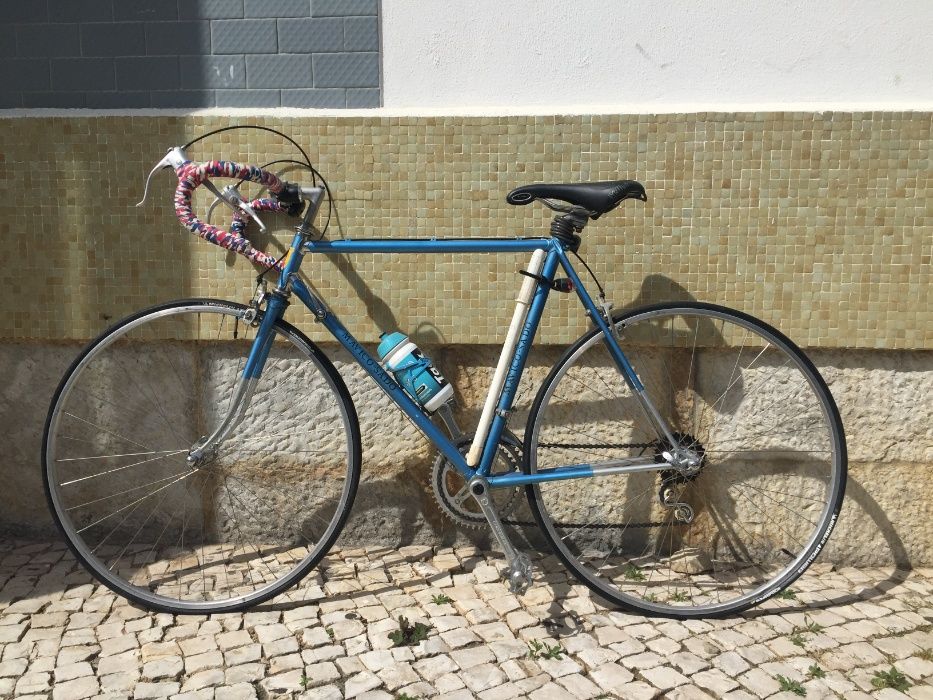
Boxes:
[377,331,454,413]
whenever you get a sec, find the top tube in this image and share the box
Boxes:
[303,237,556,254]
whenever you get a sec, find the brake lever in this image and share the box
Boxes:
[204,181,267,233]
[136,146,189,207]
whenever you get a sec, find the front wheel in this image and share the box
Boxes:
[43,299,361,614]
[523,302,846,618]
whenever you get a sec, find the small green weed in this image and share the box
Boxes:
[803,617,823,634]
[389,615,431,647]
[395,694,421,700]
[623,564,646,581]
[776,674,806,696]
[669,590,690,603]
[807,664,825,679]
[643,593,658,603]
[776,588,798,600]
[526,638,564,660]
[871,666,910,692]
[300,672,309,689]
[431,593,453,605]
[788,631,807,648]
[325,625,334,640]
[918,647,933,662]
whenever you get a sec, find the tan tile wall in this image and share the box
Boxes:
[0,113,929,348]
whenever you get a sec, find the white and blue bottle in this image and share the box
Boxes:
[377,331,454,413]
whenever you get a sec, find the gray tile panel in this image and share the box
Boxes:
[0,0,49,23]
[48,0,113,22]
[312,0,377,17]
[150,89,215,107]
[3,0,380,109]
[343,16,377,51]
[113,0,178,21]
[313,52,377,88]
[346,87,379,107]
[0,92,23,108]
[178,0,244,20]
[281,87,345,107]
[246,54,312,88]
[115,57,180,90]
[80,23,146,57]
[85,91,152,108]
[212,18,278,54]
[145,21,212,56]
[277,17,343,53]
[245,0,310,18]
[182,55,246,89]
[216,88,280,106]
[51,58,113,91]
[15,23,81,58]
[0,26,15,57]
[23,91,87,108]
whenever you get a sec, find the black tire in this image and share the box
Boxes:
[523,302,847,618]
[43,299,361,614]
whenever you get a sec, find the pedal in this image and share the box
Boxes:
[506,552,533,594]
[468,475,535,593]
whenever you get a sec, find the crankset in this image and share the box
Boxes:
[431,432,522,528]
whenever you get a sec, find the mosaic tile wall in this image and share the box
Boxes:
[0,113,929,349]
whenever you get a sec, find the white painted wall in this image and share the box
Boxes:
[382,0,933,111]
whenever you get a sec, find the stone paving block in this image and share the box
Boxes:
[134,681,181,698]
[344,669,382,697]
[50,674,98,699]
[184,650,224,674]
[180,668,225,691]
[141,655,183,680]
[224,663,264,684]
[739,666,782,697]
[899,655,933,680]
[97,650,140,676]
[461,662,508,693]
[178,635,218,657]
[589,662,634,691]
[260,669,305,694]
[262,636,300,658]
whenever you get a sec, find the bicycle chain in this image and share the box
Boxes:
[501,440,679,529]
[537,441,655,450]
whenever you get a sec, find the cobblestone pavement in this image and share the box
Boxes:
[0,540,931,700]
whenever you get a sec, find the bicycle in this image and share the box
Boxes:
[42,127,847,618]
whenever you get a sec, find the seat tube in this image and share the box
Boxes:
[477,246,561,475]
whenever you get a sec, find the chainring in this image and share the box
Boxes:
[432,432,522,528]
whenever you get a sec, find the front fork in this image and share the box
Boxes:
[186,288,289,466]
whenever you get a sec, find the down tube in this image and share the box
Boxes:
[290,280,470,476]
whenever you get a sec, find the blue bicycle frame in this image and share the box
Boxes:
[240,231,668,490]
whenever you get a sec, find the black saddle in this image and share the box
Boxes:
[506,180,647,218]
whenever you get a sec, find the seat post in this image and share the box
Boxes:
[549,207,589,251]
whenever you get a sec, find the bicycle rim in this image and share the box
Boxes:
[43,300,360,613]
[524,302,846,617]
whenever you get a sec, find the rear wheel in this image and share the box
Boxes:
[524,302,846,617]
[43,299,361,614]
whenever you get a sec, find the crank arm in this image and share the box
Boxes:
[468,476,533,593]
